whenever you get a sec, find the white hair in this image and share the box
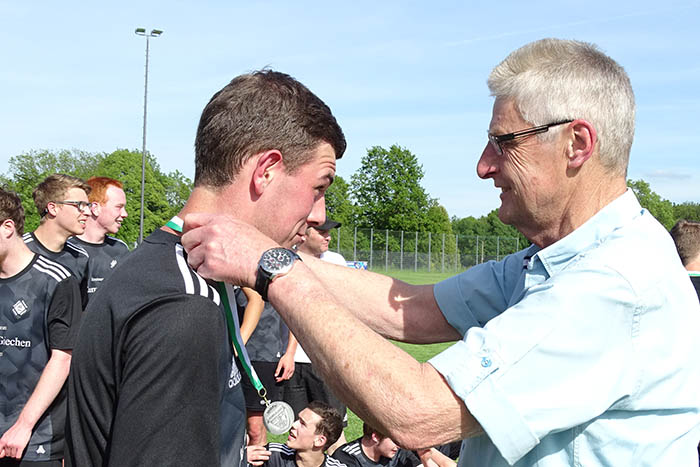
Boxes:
[488,38,635,176]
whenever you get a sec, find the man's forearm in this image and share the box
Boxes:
[298,253,459,343]
[16,349,72,428]
[267,263,480,449]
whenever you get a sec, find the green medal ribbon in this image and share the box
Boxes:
[166,217,268,399]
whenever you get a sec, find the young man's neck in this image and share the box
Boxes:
[294,447,326,467]
[360,437,381,463]
[33,221,73,253]
[162,185,247,236]
[77,219,107,244]
[0,237,35,279]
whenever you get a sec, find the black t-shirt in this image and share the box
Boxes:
[388,442,462,467]
[333,439,391,467]
[0,254,82,461]
[70,236,129,300]
[258,443,346,467]
[65,229,247,467]
[23,233,90,308]
[235,289,288,362]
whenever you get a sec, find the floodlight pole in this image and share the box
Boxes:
[134,28,163,244]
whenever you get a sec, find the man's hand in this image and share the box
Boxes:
[275,352,295,382]
[246,445,271,466]
[181,213,277,287]
[0,419,32,459]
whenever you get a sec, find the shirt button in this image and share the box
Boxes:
[481,357,492,368]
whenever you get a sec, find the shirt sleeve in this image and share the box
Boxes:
[47,276,83,350]
[429,264,640,464]
[433,248,531,333]
[331,448,361,467]
[106,294,229,466]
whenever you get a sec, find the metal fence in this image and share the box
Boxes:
[328,227,523,274]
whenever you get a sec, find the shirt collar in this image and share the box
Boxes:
[531,189,642,277]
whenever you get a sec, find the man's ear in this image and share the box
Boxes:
[90,202,101,217]
[45,201,59,217]
[567,119,597,169]
[0,219,16,239]
[313,434,327,449]
[251,150,284,196]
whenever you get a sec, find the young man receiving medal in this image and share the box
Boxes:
[65,70,346,467]
[246,402,346,467]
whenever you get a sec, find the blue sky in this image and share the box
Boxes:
[1,1,698,218]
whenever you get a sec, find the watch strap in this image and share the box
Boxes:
[255,266,272,301]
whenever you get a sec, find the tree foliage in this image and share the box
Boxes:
[325,175,355,226]
[350,145,436,232]
[2,149,192,246]
[627,179,675,229]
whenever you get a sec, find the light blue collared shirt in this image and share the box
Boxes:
[430,190,700,466]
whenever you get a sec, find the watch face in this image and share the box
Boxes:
[261,248,294,273]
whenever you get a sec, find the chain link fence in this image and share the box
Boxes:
[328,227,523,273]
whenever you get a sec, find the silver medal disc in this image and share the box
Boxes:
[263,401,295,435]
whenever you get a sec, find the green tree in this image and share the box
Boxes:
[672,202,700,223]
[325,175,354,226]
[627,179,675,229]
[1,148,192,246]
[350,145,432,231]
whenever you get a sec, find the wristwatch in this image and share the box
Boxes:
[254,248,302,301]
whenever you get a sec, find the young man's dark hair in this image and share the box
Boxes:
[194,69,346,187]
[670,219,700,267]
[0,188,25,234]
[308,401,344,450]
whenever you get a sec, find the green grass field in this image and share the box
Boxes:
[270,269,456,444]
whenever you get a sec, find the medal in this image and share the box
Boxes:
[263,400,295,434]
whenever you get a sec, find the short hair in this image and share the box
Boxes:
[0,188,25,235]
[86,177,123,205]
[33,174,91,217]
[362,422,387,440]
[488,38,635,177]
[670,219,700,266]
[307,401,343,450]
[194,70,346,188]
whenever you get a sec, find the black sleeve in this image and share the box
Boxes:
[436,441,462,460]
[106,294,229,466]
[47,276,82,350]
[332,448,362,467]
[390,449,420,467]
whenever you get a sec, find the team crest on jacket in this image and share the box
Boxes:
[12,299,29,319]
[110,259,118,269]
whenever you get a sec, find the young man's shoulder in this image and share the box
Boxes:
[332,439,365,466]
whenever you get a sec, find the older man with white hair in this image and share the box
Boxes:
[183,39,700,466]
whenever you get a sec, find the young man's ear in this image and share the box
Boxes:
[90,202,101,217]
[45,201,59,217]
[313,434,327,449]
[251,150,284,196]
[0,219,16,239]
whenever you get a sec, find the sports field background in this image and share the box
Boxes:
[270,268,458,443]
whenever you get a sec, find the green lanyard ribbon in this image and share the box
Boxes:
[166,217,268,399]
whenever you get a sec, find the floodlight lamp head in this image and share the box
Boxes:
[151,29,163,36]
[135,27,146,35]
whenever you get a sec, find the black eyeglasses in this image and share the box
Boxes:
[54,200,92,212]
[487,119,573,156]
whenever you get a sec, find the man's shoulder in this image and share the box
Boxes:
[32,254,75,283]
[104,236,129,251]
[333,439,363,460]
[64,239,90,259]
[266,443,296,467]
[97,232,223,312]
